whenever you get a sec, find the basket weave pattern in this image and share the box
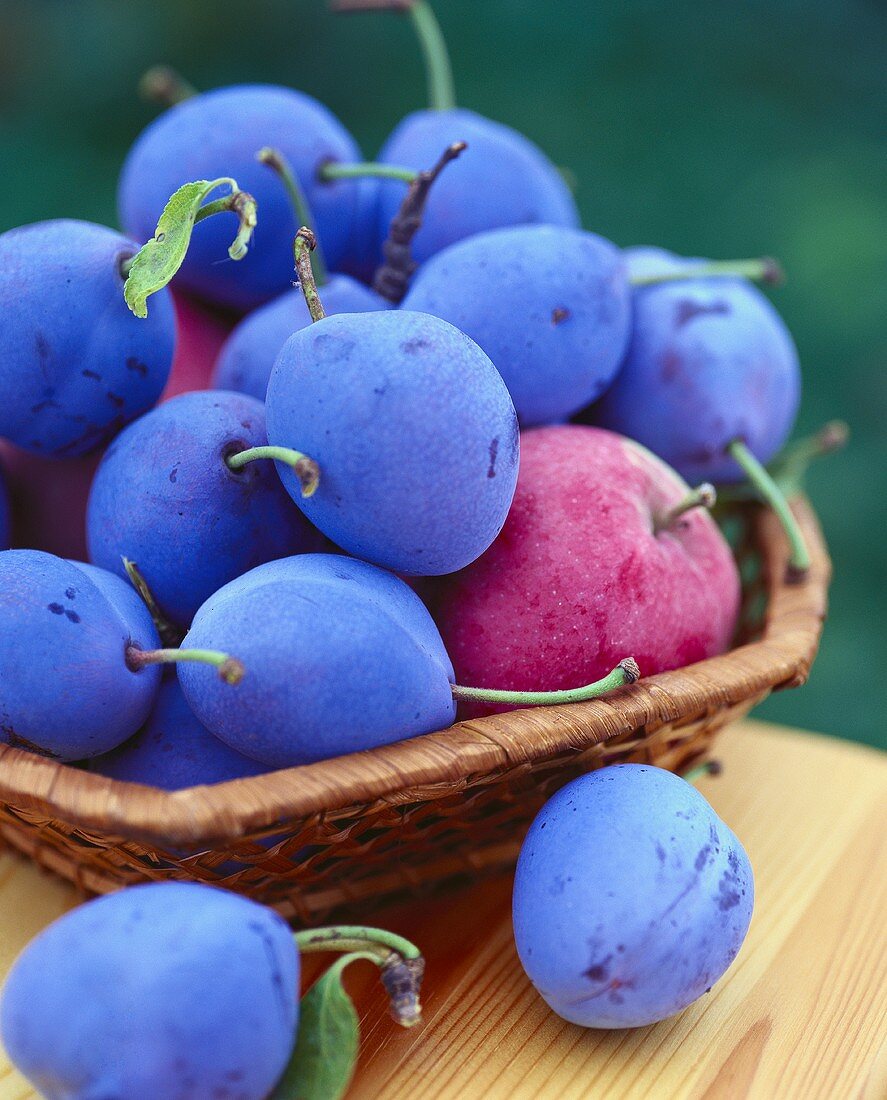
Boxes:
[0,500,829,922]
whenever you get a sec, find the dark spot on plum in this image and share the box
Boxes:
[551,306,570,325]
[47,603,65,615]
[617,944,625,953]
[30,397,60,414]
[675,298,730,328]
[107,392,125,409]
[125,357,148,376]
[717,872,741,910]
[401,337,431,354]
[727,850,740,873]
[655,842,666,863]
[65,587,76,599]
[240,420,253,430]
[695,845,712,871]
[487,437,499,478]
[584,954,612,982]
[169,466,178,483]
[65,610,80,623]
[81,369,102,381]
[609,990,624,1004]
[373,384,387,396]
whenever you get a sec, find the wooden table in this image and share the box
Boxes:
[0,720,884,1099]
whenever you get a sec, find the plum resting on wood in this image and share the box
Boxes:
[513,764,754,1027]
[430,425,741,714]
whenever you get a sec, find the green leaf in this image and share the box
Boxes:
[123,177,251,318]
[270,953,368,1100]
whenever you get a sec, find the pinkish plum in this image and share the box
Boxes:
[430,425,740,715]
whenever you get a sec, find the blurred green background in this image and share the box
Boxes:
[1,0,884,746]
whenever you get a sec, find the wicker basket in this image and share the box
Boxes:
[0,498,829,923]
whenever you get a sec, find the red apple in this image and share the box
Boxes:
[161,292,235,401]
[429,425,741,714]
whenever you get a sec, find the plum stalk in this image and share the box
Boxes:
[451,658,640,707]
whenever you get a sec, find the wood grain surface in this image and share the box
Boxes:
[0,719,884,1100]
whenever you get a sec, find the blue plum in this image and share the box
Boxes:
[87,390,321,628]
[265,309,519,574]
[337,175,385,285]
[0,221,175,457]
[513,764,754,1028]
[402,225,632,425]
[213,275,387,401]
[177,553,456,767]
[0,551,161,759]
[590,250,800,483]
[118,85,362,311]
[89,677,269,788]
[1,881,298,1100]
[375,108,579,265]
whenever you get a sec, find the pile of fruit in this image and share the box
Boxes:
[0,2,839,1096]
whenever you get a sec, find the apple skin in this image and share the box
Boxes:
[429,425,741,715]
[0,294,232,558]
[160,292,235,401]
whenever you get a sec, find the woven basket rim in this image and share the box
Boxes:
[0,498,830,846]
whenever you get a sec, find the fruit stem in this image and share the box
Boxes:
[406,0,456,111]
[226,445,320,497]
[125,645,244,684]
[257,146,328,286]
[655,483,716,533]
[682,759,723,784]
[451,658,640,707]
[138,65,196,107]
[293,227,326,322]
[122,557,184,648]
[372,141,467,303]
[768,420,849,496]
[630,257,784,288]
[193,189,257,260]
[727,439,811,582]
[294,925,425,1027]
[319,160,419,184]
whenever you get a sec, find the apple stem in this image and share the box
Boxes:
[655,483,716,533]
[293,228,326,322]
[630,257,784,288]
[257,147,328,286]
[682,759,723,784]
[138,65,196,107]
[331,0,456,112]
[451,658,640,707]
[122,557,183,648]
[727,439,811,582]
[319,160,419,184]
[294,925,424,1027]
[125,645,244,684]
[226,445,320,497]
[372,140,467,303]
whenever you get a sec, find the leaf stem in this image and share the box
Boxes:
[727,439,811,581]
[226,445,320,497]
[451,658,640,707]
[257,146,328,286]
[293,228,326,322]
[408,0,456,111]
